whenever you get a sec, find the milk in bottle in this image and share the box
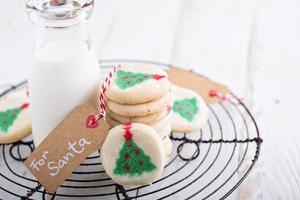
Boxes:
[26,0,100,145]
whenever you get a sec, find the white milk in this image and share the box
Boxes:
[29,39,100,146]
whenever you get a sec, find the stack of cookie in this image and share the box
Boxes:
[104,64,173,165]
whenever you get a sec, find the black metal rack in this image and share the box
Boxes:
[0,60,262,200]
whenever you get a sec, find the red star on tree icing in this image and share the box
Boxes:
[123,123,132,141]
[152,74,167,80]
[21,103,30,109]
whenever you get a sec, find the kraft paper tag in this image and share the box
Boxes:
[24,105,110,193]
[168,67,229,104]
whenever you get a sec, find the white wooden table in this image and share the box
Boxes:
[0,0,300,199]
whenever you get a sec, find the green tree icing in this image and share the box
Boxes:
[173,97,198,122]
[113,140,156,176]
[115,70,166,90]
[0,107,22,133]
[116,70,153,90]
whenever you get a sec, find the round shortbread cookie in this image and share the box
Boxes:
[106,113,171,133]
[157,123,171,139]
[104,92,173,117]
[162,137,173,156]
[164,155,170,166]
[151,112,172,132]
[105,64,170,104]
[105,115,171,139]
[171,85,209,132]
[106,106,170,124]
[100,123,164,187]
[105,114,120,128]
[105,115,121,129]
[0,89,31,144]
[162,137,173,166]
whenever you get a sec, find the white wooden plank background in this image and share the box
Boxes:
[0,0,300,199]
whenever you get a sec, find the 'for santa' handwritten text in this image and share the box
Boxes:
[29,138,91,176]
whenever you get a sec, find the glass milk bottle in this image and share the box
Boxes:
[26,0,100,146]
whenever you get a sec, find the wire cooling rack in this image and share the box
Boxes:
[0,60,262,200]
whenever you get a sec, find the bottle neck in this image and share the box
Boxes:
[34,23,92,51]
[33,23,94,62]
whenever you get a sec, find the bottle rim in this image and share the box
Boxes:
[26,0,94,29]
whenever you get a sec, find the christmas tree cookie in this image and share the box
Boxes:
[105,64,170,104]
[100,123,164,187]
[171,85,208,133]
[0,88,31,144]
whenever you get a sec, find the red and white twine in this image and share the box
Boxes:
[92,64,122,122]
[209,90,245,105]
